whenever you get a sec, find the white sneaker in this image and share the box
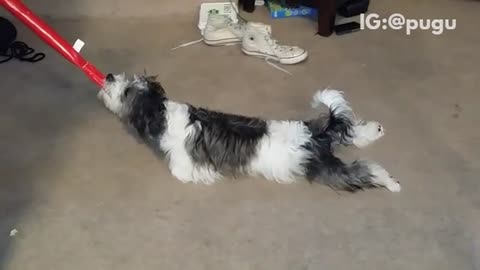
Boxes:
[203,13,246,46]
[242,22,308,65]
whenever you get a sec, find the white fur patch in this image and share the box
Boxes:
[98,73,129,117]
[312,89,353,116]
[159,101,221,184]
[248,120,312,183]
[353,121,385,148]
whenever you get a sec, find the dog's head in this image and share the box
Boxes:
[98,73,166,118]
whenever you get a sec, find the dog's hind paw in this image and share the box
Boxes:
[353,121,385,148]
[386,180,401,192]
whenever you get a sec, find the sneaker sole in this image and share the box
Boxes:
[241,49,308,65]
[204,38,242,46]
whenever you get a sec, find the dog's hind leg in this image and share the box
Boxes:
[306,152,401,192]
[311,89,385,148]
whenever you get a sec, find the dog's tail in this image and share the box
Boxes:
[311,89,355,145]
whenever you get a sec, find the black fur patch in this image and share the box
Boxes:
[186,106,268,174]
[304,118,375,192]
[304,107,354,146]
[325,108,355,145]
[127,78,167,141]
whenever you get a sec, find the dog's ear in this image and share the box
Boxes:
[145,76,166,96]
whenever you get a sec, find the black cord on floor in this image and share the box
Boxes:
[0,41,45,64]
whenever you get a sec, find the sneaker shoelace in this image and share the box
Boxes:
[265,36,279,50]
[171,38,204,50]
[262,34,293,75]
[265,35,295,54]
[265,57,292,75]
[172,38,292,76]
[171,17,243,51]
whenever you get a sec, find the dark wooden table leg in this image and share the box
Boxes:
[317,0,336,36]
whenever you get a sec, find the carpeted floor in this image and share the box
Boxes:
[1,1,479,269]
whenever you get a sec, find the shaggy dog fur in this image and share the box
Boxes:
[98,73,401,192]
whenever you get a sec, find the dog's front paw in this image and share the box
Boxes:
[367,162,401,193]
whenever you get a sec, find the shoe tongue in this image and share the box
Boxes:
[250,22,272,35]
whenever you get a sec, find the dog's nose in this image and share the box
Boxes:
[106,73,115,82]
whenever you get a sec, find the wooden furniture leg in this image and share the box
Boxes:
[317,0,336,36]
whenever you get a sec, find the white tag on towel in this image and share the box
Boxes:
[73,39,85,52]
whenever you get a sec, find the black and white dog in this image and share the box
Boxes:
[98,73,400,192]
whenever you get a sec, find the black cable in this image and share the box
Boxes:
[0,41,45,64]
